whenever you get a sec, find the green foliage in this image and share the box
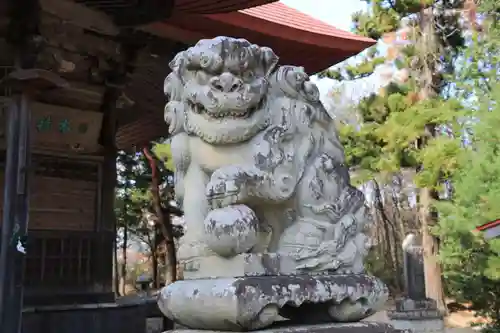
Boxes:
[364,249,403,294]
[436,1,500,326]
[437,120,500,323]
[327,0,465,189]
[115,151,152,231]
[322,55,386,80]
[152,142,175,172]
[325,0,469,301]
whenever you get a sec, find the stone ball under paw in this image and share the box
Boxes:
[204,204,258,257]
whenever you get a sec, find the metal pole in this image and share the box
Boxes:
[0,92,31,333]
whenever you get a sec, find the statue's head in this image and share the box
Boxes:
[165,37,279,144]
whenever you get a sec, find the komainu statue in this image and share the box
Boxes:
[158,37,388,331]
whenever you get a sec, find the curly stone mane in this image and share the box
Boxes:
[164,36,278,144]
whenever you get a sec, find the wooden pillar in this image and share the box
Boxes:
[0,0,64,329]
[94,35,140,297]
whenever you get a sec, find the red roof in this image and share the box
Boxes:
[476,219,500,231]
[144,2,375,74]
[240,2,372,43]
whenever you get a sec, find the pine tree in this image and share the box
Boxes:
[115,145,183,288]
[437,0,500,326]
[115,150,143,295]
[322,0,469,310]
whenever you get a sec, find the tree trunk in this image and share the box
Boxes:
[419,187,447,313]
[152,229,159,289]
[113,223,120,296]
[121,225,128,296]
[143,147,178,283]
[415,5,447,314]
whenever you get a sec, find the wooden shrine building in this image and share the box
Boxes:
[0,0,374,312]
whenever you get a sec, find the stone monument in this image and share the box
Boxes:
[157,36,399,333]
[388,234,444,333]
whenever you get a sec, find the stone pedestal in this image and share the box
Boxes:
[181,253,298,280]
[388,298,444,333]
[158,274,388,331]
[163,322,410,333]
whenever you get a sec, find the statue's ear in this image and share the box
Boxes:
[169,52,186,82]
[260,47,279,77]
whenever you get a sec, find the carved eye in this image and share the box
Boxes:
[200,55,212,68]
[197,52,223,74]
[323,159,335,173]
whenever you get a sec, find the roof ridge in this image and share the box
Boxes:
[240,1,372,42]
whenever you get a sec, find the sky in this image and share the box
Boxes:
[279,0,387,107]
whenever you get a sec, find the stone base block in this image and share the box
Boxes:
[388,298,444,333]
[388,298,444,321]
[390,319,444,333]
[182,253,298,280]
[394,298,441,312]
[158,274,388,331]
[163,322,410,333]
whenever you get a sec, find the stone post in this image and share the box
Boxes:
[388,234,444,333]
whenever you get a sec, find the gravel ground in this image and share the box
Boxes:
[364,310,480,333]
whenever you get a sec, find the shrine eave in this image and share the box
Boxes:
[143,2,376,74]
[476,219,500,240]
[173,0,278,14]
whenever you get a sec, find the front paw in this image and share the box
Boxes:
[164,101,185,135]
[206,167,249,209]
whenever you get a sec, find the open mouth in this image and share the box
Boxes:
[187,99,264,119]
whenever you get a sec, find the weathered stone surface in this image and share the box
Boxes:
[181,253,298,280]
[388,297,444,333]
[390,318,444,333]
[394,298,439,313]
[389,297,444,320]
[388,238,444,333]
[165,36,371,275]
[162,322,410,333]
[159,36,389,332]
[402,234,426,300]
[388,310,443,320]
[204,205,259,258]
[158,274,388,331]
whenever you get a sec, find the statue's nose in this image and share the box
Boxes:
[210,72,243,93]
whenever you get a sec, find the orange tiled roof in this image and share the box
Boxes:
[240,2,373,43]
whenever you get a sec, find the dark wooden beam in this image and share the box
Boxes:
[75,0,175,27]
[0,0,43,331]
[40,0,119,36]
[117,39,187,129]
[95,31,142,297]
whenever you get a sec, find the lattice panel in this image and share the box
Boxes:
[0,154,100,231]
[24,235,93,288]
